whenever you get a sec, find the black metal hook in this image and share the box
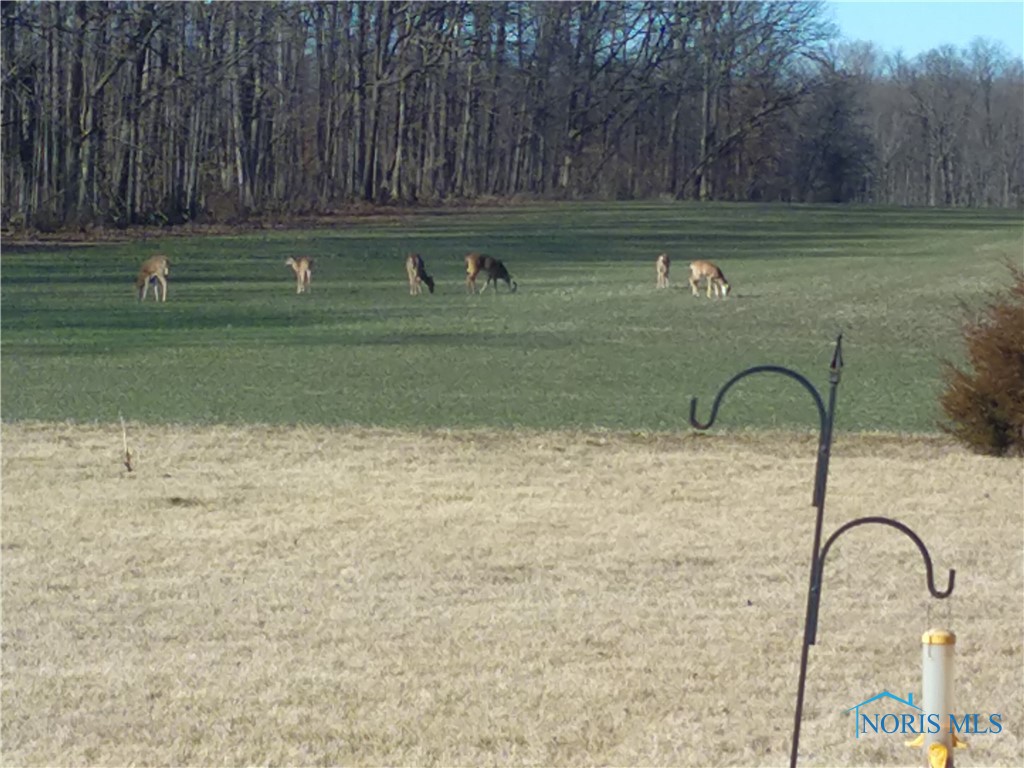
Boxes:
[806,516,956,647]
[689,364,827,433]
[690,363,832,508]
[818,516,956,599]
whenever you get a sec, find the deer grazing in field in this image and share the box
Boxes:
[481,255,517,294]
[465,252,517,294]
[689,259,731,299]
[405,253,435,295]
[656,253,670,289]
[136,255,169,302]
[285,257,313,294]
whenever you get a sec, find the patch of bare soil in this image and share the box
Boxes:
[2,423,1021,766]
[0,199,525,246]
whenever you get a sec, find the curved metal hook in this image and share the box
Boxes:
[689,365,827,433]
[818,516,956,599]
[805,516,955,646]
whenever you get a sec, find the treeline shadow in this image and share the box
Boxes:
[2,327,577,357]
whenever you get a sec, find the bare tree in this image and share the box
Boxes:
[2,1,1020,231]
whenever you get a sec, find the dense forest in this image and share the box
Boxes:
[2,1,1022,230]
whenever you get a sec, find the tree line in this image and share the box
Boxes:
[3,1,1022,230]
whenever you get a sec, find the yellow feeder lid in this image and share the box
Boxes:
[922,628,956,645]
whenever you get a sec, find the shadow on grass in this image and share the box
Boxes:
[2,327,577,356]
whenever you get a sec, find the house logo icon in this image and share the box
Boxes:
[847,691,920,738]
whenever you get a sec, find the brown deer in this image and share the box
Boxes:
[479,255,517,294]
[464,252,485,294]
[405,253,435,295]
[466,252,518,294]
[285,257,313,294]
[656,253,671,289]
[689,260,731,299]
[136,255,169,302]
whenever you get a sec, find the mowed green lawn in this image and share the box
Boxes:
[1,202,1020,432]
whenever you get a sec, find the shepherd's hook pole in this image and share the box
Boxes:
[789,335,843,768]
[688,335,843,768]
[689,335,956,768]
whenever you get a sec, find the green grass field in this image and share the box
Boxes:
[4,203,1023,767]
[2,202,1021,432]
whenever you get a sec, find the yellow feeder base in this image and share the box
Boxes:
[928,743,948,768]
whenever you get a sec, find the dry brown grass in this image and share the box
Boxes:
[2,423,1021,767]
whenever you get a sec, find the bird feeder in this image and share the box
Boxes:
[907,628,966,768]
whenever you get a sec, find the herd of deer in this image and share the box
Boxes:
[135,251,730,301]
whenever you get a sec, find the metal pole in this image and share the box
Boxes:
[790,337,842,768]
[689,335,955,767]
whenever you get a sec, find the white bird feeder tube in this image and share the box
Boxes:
[922,628,957,768]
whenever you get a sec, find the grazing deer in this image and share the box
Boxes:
[656,253,671,289]
[285,257,313,294]
[480,255,517,294]
[689,259,731,299]
[136,255,169,302]
[466,252,518,294]
[405,253,435,295]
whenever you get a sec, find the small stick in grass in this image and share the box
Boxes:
[120,414,134,473]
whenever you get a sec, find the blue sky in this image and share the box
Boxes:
[828,1,1024,59]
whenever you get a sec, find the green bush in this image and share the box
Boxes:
[939,266,1024,456]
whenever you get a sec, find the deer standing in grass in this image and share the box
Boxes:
[689,260,731,298]
[136,255,169,302]
[406,253,435,295]
[466,252,518,294]
[656,253,671,289]
[285,257,313,294]
[464,252,485,293]
[480,255,517,294]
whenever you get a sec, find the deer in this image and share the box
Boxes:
[464,252,485,294]
[136,255,169,302]
[285,257,313,294]
[689,259,731,299]
[465,252,518,294]
[480,255,517,294]
[405,253,435,295]
[656,253,671,289]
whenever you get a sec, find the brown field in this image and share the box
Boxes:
[2,423,1021,767]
